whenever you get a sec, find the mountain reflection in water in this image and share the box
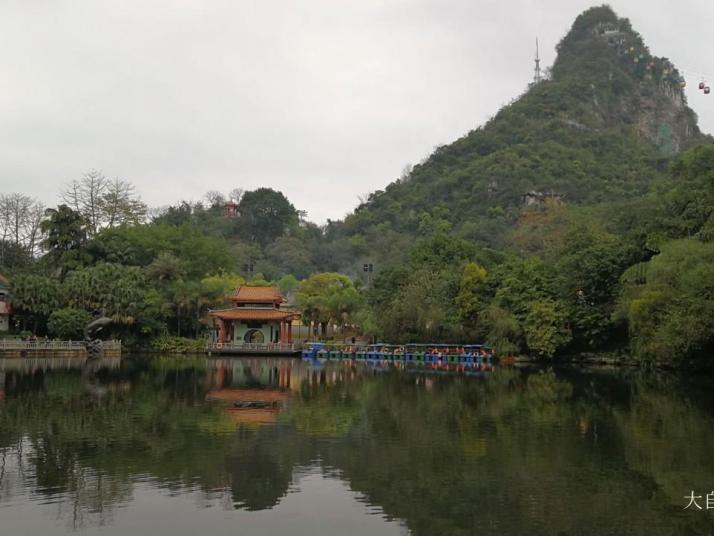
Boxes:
[0,356,713,535]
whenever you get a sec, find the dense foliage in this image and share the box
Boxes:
[321,6,714,363]
[47,308,92,339]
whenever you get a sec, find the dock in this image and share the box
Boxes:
[205,342,301,356]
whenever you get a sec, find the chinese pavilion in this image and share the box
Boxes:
[209,286,298,345]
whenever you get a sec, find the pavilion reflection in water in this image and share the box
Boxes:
[205,358,364,426]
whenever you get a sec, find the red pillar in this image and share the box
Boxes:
[279,322,287,344]
[287,321,292,343]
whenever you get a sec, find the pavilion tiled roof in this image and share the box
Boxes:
[209,308,298,321]
[229,286,283,303]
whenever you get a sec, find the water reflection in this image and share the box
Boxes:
[0,356,713,534]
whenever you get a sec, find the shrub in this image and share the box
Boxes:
[150,336,205,353]
[47,308,92,340]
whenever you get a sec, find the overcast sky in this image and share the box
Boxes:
[1,0,712,223]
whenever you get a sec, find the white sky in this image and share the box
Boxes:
[0,1,712,223]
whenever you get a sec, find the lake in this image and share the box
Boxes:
[0,356,712,535]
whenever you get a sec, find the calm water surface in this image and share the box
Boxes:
[0,356,713,535]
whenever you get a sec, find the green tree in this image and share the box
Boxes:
[146,251,186,283]
[277,274,299,297]
[366,266,410,312]
[492,257,556,317]
[247,272,271,286]
[40,205,90,277]
[618,239,714,361]
[265,236,315,279]
[410,232,477,268]
[455,262,488,326]
[9,275,62,333]
[553,223,636,349]
[381,269,459,343]
[484,305,522,356]
[90,223,233,278]
[47,308,92,339]
[0,240,34,272]
[62,263,145,325]
[171,280,203,337]
[655,144,714,238]
[296,273,363,336]
[524,299,572,357]
[237,188,298,246]
[201,273,245,302]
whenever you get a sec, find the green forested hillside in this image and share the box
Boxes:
[324,5,705,266]
[321,5,714,363]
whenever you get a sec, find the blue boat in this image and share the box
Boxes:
[301,342,326,359]
[302,341,495,369]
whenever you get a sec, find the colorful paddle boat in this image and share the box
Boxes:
[303,342,495,368]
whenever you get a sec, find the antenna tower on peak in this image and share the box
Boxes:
[533,37,543,84]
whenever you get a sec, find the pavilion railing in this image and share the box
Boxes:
[205,342,299,353]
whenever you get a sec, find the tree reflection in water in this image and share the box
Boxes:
[0,356,713,535]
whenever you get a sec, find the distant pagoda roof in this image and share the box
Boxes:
[209,308,298,322]
[229,286,283,304]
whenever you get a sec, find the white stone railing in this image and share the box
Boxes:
[0,340,122,351]
[205,342,298,353]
